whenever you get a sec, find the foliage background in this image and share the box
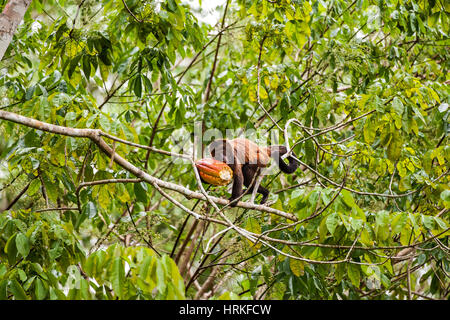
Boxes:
[0,0,448,300]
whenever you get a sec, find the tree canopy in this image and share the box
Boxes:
[0,0,448,300]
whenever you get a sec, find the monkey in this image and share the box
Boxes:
[207,138,298,207]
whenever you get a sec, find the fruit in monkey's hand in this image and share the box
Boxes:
[195,158,233,186]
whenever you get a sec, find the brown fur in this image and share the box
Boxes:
[207,138,298,206]
[226,138,271,166]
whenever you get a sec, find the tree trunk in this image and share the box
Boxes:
[0,0,32,61]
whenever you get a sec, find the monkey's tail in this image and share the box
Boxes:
[268,146,299,174]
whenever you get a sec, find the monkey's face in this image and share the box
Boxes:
[208,139,233,164]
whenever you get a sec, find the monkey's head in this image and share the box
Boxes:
[208,139,233,164]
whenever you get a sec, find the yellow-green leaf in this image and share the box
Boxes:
[290,258,305,277]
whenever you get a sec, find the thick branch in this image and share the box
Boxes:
[0,110,297,221]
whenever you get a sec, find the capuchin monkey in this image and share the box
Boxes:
[208,138,298,206]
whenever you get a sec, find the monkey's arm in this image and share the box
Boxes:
[229,164,244,207]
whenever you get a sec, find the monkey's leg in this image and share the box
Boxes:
[257,185,270,204]
[242,165,257,187]
[246,184,270,204]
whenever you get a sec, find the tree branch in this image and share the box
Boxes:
[0,0,32,60]
[0,110,297,221]
[203,0,230,103]
[2,177,35,211]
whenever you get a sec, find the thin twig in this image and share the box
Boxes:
[122,0,142,23]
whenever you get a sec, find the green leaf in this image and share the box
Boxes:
[411,104,426,124]
[25,85,36,101]
[318,215,328,241]
[422,215,435,230]
[392,212,407,234]
[341,189,356,208]
[155,260,166,294]
[427,88,440,103]
[39,96,51,120]
[375,211,390,241]
[27,179,41,196]
[99,61,109,82]
[22,275,35,291]
[392,97,404,116]
[42,175,58,203]
[363,117,376,144]
[440,190,450,202]
[83,201,97,219]
[349,217,363,231]
[134,181,148,203]
[387,131,403,161]
[434,217,447,230]
[417,253,426,265]
[5,234,18,264]
[82,55,91,79]
[0,280,7,300]
[335,264,345,284]
[167,0,177,12]
[396,161,407,177]
[133,75,142,97]
[99,114,111,131]
[9,279,28,300]
[142,75,153,93]
[347,264,360,287]
[111,257,125,299]
[326,212,339,235]
[35,278,47,300]
[290,258,305,277]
